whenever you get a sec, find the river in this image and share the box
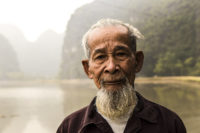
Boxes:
[0,79,199,133]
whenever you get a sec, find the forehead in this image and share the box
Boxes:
[87,25,130,51]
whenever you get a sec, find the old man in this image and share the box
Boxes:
[57,19,186,133]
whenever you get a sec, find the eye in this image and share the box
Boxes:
[96,55,106,60]
[94,54,107,63]
[115,51,129,60]
[116,52,127,57]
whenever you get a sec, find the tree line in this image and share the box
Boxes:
[59,0,200,78]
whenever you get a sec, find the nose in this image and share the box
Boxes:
[104,57,119,74]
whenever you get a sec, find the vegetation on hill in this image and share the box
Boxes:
[138,0,200,76]
[60,0,200,79]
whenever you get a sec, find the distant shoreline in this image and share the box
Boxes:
[136,76,200,83]
[0,76,200,87]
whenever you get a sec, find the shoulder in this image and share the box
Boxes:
[57,97,97,133]
[137,93,186,132]
[65,106,88,122]
[137,92,181,119]
[146,97,182,121]
[151,100,186,132]
[56,106,88,133]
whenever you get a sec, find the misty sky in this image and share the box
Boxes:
[0,0,93,42]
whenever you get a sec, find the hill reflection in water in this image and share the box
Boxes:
[0,80,199,133]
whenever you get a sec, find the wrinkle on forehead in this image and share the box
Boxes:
[92,42,130,55]
[88,25,131,49]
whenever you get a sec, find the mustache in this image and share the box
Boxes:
[100,76,127,85]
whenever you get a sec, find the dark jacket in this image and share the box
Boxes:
[57,92,186,133]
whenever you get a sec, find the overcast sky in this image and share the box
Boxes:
[0,0,93,41]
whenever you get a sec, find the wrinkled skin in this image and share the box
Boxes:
[82,25,144,91]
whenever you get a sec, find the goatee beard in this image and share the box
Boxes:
[96,79,137,120]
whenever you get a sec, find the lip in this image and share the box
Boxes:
[103,79,125,85]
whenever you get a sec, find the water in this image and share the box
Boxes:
[0,80,199,133]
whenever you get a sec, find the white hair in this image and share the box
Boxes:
[81,18,144,58]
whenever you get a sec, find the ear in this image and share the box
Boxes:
[135,51,144,73]
[82,60,93,79]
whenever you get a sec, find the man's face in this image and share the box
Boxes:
[82,25,143,91]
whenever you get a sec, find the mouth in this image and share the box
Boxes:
[103,78,126,85]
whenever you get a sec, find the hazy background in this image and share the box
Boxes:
[0,0,93,79]
[0,0,200,133]
[0,0,199,80]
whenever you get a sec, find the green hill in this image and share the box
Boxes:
[60,0,200,79]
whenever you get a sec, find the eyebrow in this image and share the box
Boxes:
[92,45,130,55]
[113,45,129,52]
[93,48,106,55]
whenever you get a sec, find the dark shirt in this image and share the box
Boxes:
[57,92,186,133]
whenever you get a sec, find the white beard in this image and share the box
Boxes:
[96,80,137,120]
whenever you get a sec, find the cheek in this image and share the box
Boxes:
[89,64,105,81]
[121,59,136,82]
[123,58,136,72]
[89,67,101,89]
